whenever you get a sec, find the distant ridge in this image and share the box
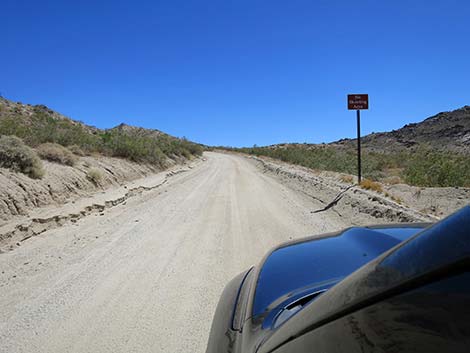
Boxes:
[263,106,470,154]
[333,106,470,154]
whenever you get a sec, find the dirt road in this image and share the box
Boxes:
[0,152,348,353]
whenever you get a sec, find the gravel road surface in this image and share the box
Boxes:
[0,152,347,353]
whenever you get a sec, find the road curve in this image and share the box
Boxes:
[0,152,346,353]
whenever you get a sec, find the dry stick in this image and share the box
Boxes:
[311,185,355,214]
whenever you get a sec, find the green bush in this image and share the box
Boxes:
[0,109,99,149]
[402,149,470,187]
[99,130,167,165]
[239,146,361,175]
[0,135,44,178]
[37,143,77,166]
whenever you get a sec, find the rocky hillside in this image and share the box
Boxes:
[334,105,470,154]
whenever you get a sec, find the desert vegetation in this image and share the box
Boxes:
[87,168,103,185]
[0,135,44,178]
[0,101,204,178]
[228,145,470,188]
[37,143,77,166]
[359,179,383,193]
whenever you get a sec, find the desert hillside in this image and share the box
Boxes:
[0,98,203,223]
[230,106,470,187]
[334,105,470,153]
[0,97,203,164]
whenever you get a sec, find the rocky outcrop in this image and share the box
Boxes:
[337,105,470,154]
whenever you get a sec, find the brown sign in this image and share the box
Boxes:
[348,94,369,110]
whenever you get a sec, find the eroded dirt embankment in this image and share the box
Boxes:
[0,156,159,224]
[248,155,442,224]
[0,155,198,252]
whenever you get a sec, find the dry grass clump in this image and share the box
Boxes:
[37,143,77,166]
[87,168,103,185]
[340,175,354,184]
[0,135,44,178]
[68,144,86,156]
[360,179,383,193]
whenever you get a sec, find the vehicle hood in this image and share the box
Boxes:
[252,225,427,327]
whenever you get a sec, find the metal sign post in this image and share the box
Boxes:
[347,94,369,184]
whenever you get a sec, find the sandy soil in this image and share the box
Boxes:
[0,152,440,353]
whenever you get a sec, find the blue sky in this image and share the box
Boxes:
[2,0,469,147]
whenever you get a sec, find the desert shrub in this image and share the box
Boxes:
[87,168,103,184]
[360,179,383,193]
[179,138,204,156]
[231,144,470,188]
[402,148,470,187]
[0,115,29,139]
[99,131,167,165]
[0,109,100,149]
[37,143,77,166]
[239,145,383,178]
[68,144,86,156]
[0,135,44,178]
[181,148,191,159]
[0,102,204,165]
